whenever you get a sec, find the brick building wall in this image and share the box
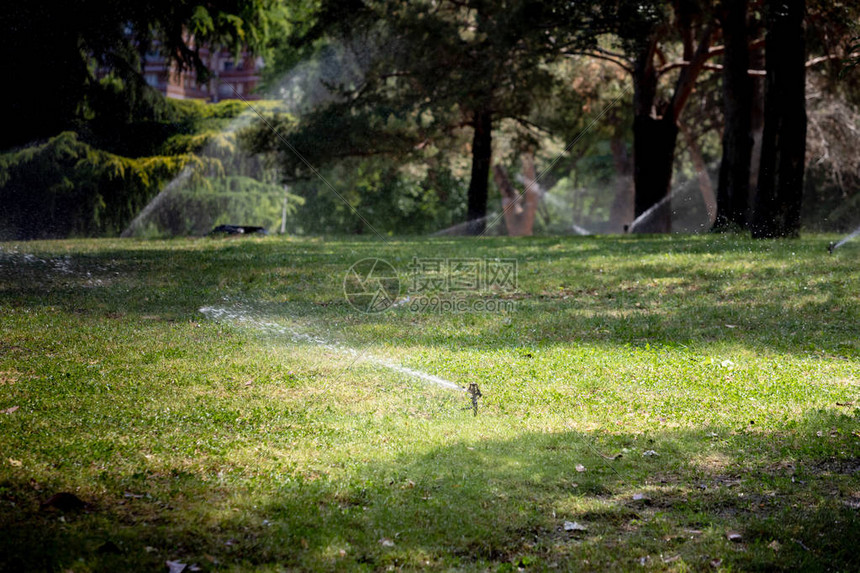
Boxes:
[142,46,263,102]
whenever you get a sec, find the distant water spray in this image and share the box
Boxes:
[570,223,592,235]
[121,168,195,237]
[627,175,711,234]
[829,224,860,253]
[198,305,463,392]
[628,188,680,234]
[432,213,502,236]
[122,37,379,238]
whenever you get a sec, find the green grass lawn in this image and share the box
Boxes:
[0,234,858,572]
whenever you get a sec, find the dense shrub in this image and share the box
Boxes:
[0,132,211,240]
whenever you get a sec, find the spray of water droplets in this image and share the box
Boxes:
[198,305,463,392]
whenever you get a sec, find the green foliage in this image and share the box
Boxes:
[0,132,212,240]
[81,96,249,158]
[0,0,280,150]
[288,160,468,235]
[134,176,304,237]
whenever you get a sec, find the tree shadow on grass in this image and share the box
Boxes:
[1,407,858,571]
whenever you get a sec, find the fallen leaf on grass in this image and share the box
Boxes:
[379,538,395,547]
[662,554,681,563]
[642,450,659,457]
[8,459,22,467]
[165,561,186,573]
[2,406,19,414]
[575,464,586,472]
[563,521,587,532]
[244,380,254,387]
[726,530,743,542]
[710,558,722,568]
[768,540,781,551]
[632,493,650,502]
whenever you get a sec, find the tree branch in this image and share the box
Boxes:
[669,22,716,121]
[566,51,633,74]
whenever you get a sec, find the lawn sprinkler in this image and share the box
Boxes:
[828,241,836,254]
[467,383,482,416]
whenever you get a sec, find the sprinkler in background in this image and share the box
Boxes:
[467,383,482,416]
[828,241,836,254]
[829,224,860,254]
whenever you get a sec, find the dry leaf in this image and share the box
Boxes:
[643,450,659,457]
[165,561,187,573]
[710,558,723,568]
[726,530,743,542]
[8,459,22,467]
[379,538,395,547]
[768,540,781,551]
[575,464,586,472]
[563,521,587,532]
[2,406,19,415]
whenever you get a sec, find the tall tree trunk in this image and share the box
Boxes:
[748,40,766,215]
[494,164,524,235]
[609,136,634,233]
[751,0,807,238]
[682,124,717,226]
[630,21,713,234]
[632,115,678,233]
[493,152,539,237]
[466,110,493,235]
[519,151,540,236]
[714,0,754,231]
[631,37,676,234]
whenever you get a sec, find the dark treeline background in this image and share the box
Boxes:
[1,0,858,240]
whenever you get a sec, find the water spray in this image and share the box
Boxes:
[199,305,482,414]
[828,224,860,253]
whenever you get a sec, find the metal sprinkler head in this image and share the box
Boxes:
[828,241,836,255]
[467,383,482,416]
